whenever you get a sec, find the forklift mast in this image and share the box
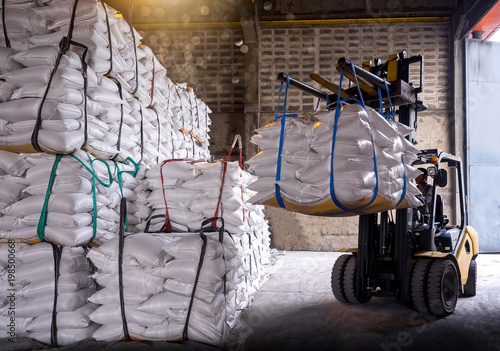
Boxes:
[277,52,427,303]
[340,54,427,303]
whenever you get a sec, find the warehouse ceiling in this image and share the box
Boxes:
[104,0,499,40]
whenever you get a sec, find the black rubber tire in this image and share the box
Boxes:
[331,254,351,303]
[463,259,477,297]
[342,255,371,304]
[411,258,433,314]
[426,259,459,316]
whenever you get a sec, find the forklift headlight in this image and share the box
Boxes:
[427,166,437,176]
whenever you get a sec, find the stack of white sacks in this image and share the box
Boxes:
[0,0,211,163]
[0,0,275,347]
[0,150,147,247]
[246,103,424,215]
[87,232,230,344]
[142,160,276,329]
[0,241,98,346]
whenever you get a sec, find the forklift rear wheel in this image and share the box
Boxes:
[331,254,351,303]
[463,259,477,297]
[411,258,433,314]
[426,259,459,316]
[342,255,371,304]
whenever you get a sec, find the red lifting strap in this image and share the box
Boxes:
[212,135,243,228]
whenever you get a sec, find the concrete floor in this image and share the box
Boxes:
[231,251,500,351]
[2,251,499,351]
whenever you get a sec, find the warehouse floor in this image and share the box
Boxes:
[231,251,500,351]
[1,251,499,351]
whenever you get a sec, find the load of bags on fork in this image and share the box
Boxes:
[246,102,425,216]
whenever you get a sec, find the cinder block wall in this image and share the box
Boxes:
[259,21,453,251]
[139,27,247,159]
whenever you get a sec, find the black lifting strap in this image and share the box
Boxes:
[31,0,89,153]
[1,0,10,48]
[50,243,63,347]
[118,197,131,340]
[125,0,139,95]
[144,214,169,233]
[109,78,124,160]
[100,1,114,77]
[182,218,214,340]
[182,217,227,340]
[139,105,144,164]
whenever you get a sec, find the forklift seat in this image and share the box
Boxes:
[435,195,449,227]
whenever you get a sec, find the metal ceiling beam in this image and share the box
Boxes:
[452,0,500,40]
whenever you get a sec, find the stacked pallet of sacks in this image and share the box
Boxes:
[0,241,98,346]
[0,0,215,347]
[0,0,211,163]
[0,150,146,247]
[0,150,141,346]
[86,230,230,344]
[246,102,424,215]
[142,159,276,329]
[0,0,277,348]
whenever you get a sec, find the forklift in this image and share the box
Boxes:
[332,148,479,316]
[277,52,479,316]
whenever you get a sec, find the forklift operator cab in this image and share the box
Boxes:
[412,151,462,253]
[412,165,451,250]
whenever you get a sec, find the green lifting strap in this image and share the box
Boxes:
[113,157,140,233]
[37,155,63,241]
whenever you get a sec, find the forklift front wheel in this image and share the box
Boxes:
[343,255,371,304]
[427,259,459,316]
[331,254,351,303]
[411,258,434,314]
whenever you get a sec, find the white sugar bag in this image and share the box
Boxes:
[22,175,92,196]
[0,81,15,101]
[88,287,150,306]
[19,271,94,299]
[0,8,48,36]
[161,234,224,260]
[147,257,227,284]
[0,47,23,72]
[0,66,87,89]
[89,234,169,268]
[0,150,29,176]
[146,188,198,205]
[1,193,95,216]
[1,288,94,318]
[89,304,165,327]
[24,304,97,332]
[11,86,84,105]
[0,98,82,123]
[2,119,82,135]
[92,270,164,296]
[246,159,302,179]
[92,323,145,342]
[163,279,223,304]
[27,324,100,347]
[137,291,225,318]
[1,226,95,247]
